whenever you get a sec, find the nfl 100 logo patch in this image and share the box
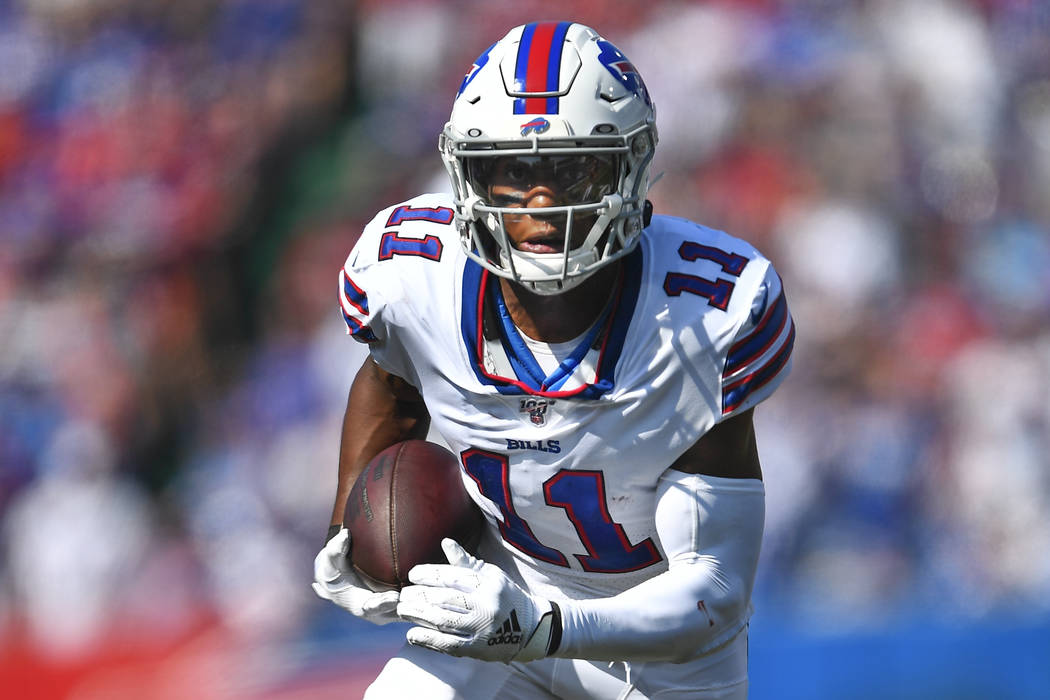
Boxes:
[520,398,555,426]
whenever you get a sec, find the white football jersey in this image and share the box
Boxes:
[339,192,794,602]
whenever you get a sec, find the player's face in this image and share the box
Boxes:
[474,154,617,254]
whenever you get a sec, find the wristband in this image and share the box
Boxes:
[546,601,562,655]
[515,599,562,661]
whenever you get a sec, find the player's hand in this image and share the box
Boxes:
[312,527,400,625]
[398,538,559,662]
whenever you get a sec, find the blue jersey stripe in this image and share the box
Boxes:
[342,271,369,315]
[723,322,795,414]
[725,292,787,375]
[589,248,643,396]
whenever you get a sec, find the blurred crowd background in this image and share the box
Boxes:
[1,0,1048,698]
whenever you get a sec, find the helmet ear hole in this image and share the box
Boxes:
[644,200,654,227]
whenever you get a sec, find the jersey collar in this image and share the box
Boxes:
[460,249,642,398]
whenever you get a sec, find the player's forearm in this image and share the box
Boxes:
[553,559,751,663]
[553,474,765,663]
[329,358,430,527]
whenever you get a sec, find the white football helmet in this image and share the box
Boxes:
[440,22,658,295]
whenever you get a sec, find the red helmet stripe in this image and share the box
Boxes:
[514,21,571,115]
[525,23,556,111]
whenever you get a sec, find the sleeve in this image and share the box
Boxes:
[336,212,415,382]
[720,263,795,417]
[339,264,380,344]
[553,470,765,663]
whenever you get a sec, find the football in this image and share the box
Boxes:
[343,440,484,591]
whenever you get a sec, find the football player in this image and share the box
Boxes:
[313,21,794,699]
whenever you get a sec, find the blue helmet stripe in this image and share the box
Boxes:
[513,23,537,114]
[544,21,571,114]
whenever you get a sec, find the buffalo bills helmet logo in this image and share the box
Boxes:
[458,42,496,97]
[596,40,652,108]
[520,118,551,136]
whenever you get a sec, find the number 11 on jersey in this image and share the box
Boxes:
[462,449,662,573]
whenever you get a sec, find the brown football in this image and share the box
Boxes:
[343,440,484,591]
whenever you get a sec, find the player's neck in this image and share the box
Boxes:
[498,263,621,344]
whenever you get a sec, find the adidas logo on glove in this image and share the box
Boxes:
[488,610,523,646]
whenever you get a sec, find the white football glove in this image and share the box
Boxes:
[397,538,560,662]
[312,527,400,625]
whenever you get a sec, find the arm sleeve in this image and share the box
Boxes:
[553,470,765,663]
[720,264,794,418]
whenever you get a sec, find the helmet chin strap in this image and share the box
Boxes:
[491,194,625,295]
[499,247,597,295]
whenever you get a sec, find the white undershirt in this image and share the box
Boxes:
[518,328,590,376]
